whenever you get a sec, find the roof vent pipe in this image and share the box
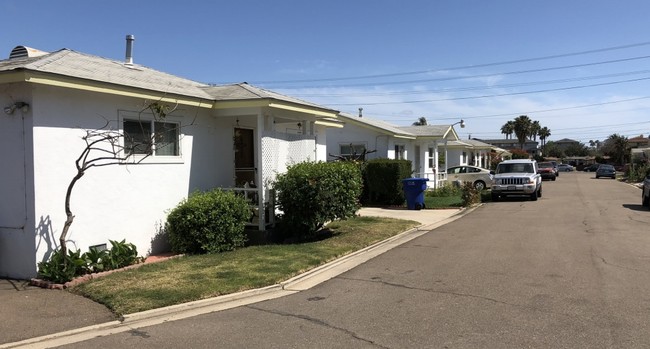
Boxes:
[358,107,363,118]
[125,35,135,65]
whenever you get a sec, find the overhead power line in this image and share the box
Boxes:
[289,70,650,98]
[251,41,650,85]
[326,76,650,106]
[353,95,650,121]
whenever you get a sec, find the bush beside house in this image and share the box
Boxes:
[274,161,362,240]
[166,189,252,254]
[363,159,412,206]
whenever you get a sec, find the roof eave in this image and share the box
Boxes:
[213,98,338,118]
[19,70,213,108]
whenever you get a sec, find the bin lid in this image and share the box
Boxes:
[401,177,429,182]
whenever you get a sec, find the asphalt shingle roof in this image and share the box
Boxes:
[397,125,452,137]
[336,113,415,137]
[0,47,338,113]
[0,49,213,99]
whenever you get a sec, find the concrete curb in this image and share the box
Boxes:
[0,207,474,349]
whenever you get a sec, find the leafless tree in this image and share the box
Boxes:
[59,100,191,256]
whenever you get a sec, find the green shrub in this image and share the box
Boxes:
[37,239,143,283]
[166,189,252,254]
[274,161,362,239]
[460,181,481,206]
[364,159,412,205]
[84,247,108,273]
[627,163,650,182]
[37,249,87,284]
[105,239,143,270]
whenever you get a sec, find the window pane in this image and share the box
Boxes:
[154,122,179,156]
[123,120,152,155]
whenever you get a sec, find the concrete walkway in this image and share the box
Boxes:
[0,207,465,349]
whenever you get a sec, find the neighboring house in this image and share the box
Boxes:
[628,134,650,149]
[554,138,581,151]
[444,139,511,170]
[0,44,341,279]
[327,113,461,188]
[474,138,539,157]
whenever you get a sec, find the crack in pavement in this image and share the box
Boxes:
[337,276,590,321]
[596,255,650,274]
[246,305,389,349]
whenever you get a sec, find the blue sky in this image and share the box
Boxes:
[3,0,650,143]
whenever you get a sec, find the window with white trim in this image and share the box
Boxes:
[428,147,435,168]
[123,119,180,156]
[340,143,366,160]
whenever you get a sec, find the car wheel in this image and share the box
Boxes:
[530,190,538,201]
[474,181,485,191]
[538,187,542,198]
[596,175,599,179]
[643,191,650,207]
[552,176,556,181]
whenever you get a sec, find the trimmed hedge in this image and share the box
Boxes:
[166,189,252,254]
[363,159,412,205]
[274,161,362,239]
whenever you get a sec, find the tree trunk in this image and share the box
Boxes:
[59,171,84,256]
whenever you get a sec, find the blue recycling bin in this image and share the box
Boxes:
[402,178,429,210]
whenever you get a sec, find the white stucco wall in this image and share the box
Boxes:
[0,85,37,278]
[21,86,233,278]
[327,122,392,160]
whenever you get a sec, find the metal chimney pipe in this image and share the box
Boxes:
[125,35,135,65]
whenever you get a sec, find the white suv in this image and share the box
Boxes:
[491,159,542,201]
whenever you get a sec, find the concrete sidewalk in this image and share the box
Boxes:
[0,207,464,348]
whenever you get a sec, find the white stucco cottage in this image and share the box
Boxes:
[0,44,340,279]
[327,112,463,187]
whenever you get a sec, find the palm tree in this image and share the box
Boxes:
[412,117,428,126]
[513,115,532,150]
[539,126,551,150]
[530,120,541,141]
[500,121,515,139]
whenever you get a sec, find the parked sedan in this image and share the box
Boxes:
[445,165,493,191]
[558,164,574,172]
[537,162,557,181]
[595,164,616,179]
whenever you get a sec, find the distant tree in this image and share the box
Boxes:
[500,121,515,139]
[544,141,564,158]
[513,115,533,149]
[510,148,530,159]
[601,134,629,164]
[538,127,551,150]
[412,117,428,126]
[530,120,541,141]
[564,142,589,157]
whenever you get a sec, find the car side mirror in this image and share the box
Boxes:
[489,171,495,175]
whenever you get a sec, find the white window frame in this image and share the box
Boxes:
[119,110,184,164]
[339,143,367,160]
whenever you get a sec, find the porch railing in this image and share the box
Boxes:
[228,187,276,230]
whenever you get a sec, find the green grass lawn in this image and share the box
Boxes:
[424,195,463,208]
[72,216,419,315]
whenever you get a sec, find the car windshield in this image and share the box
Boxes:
[599,165,614,170]
[497,163,533,174]
[538,163,553,168]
